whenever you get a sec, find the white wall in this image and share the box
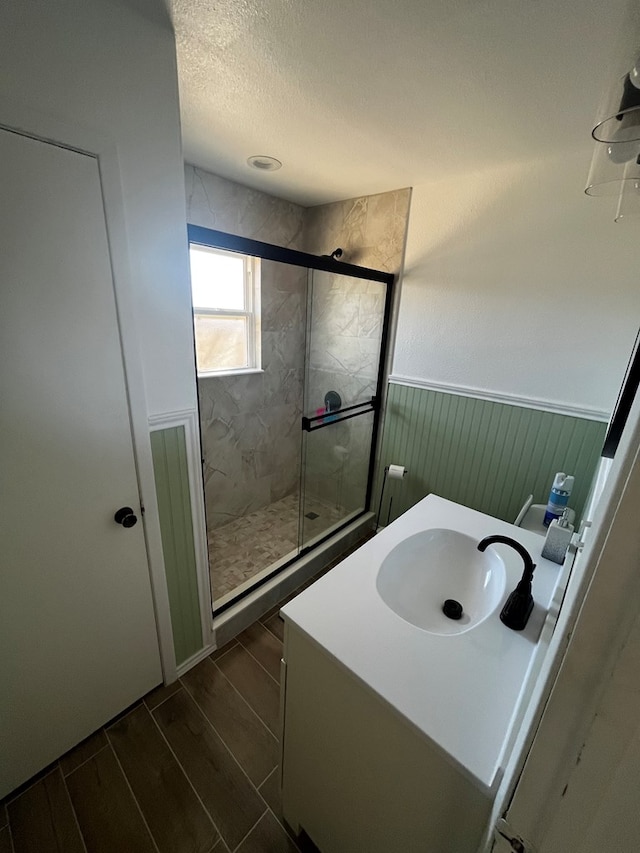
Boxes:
[0,0,195,418]
[393,150,640,415]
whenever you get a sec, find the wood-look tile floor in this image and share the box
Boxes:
[0,550,367,853]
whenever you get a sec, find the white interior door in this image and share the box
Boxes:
[0,128,162,797]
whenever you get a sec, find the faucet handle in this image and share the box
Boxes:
[572,519,592,551]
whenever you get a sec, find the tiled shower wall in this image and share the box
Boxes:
[301,191,412,510]
[301,274,387,513]
[197,260,307,528]
[185,165,412,528]
[185,166,306,528]
[302,189,412,271]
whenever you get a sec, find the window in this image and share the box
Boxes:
[188,244,261,376]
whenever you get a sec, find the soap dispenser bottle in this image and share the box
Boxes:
[542,509,574,564]
[543,472,574,527]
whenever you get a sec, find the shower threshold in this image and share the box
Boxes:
[209,494,365,614]
[212,510,375,646]
[213,546,299,611]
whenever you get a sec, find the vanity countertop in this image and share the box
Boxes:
[281,495,568,793]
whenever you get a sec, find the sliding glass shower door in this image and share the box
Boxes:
[189,223,393,613]
[299,270,388,549]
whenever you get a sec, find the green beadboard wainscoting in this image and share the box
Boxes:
[150,426,203,666]
[377,383,607,528]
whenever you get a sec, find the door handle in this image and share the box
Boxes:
[114,506,138,528]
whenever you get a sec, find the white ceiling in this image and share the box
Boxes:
[171,0,635,206]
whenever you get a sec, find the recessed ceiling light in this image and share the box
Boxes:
[247,155,282,171]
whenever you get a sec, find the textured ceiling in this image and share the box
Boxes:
[171,0,633,206]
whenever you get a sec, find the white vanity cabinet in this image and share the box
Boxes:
[279,496,566,853]
[281,623,492,853]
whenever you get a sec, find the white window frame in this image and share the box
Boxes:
[190,245,262,378]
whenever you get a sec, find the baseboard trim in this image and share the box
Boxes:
[176,643,215,678]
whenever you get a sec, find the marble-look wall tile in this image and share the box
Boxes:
[303,412,374,509]
[303,188,411,273]
[186,167,307,529]
[206,475,272,529]
[306,369,378,416]
[261,260,306,333]
[309,334,380,378]
[301,189,411,508]
[264,367,304,408]
[185,165,305,249]
[262,329,305,373]
[200,394,303,529]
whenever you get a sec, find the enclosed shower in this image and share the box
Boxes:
[188,225,393,612]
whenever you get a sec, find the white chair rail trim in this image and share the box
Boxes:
[388,375,610,423]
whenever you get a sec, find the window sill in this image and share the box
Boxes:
[197,368,264,379]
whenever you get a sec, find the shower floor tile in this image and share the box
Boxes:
[208,493,344,605]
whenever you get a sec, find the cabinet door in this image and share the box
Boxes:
[281,625,490,853]
[0,128,161,797]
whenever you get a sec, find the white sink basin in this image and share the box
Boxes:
[376,528,506,635]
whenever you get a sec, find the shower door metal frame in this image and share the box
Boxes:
[187,224,395,614]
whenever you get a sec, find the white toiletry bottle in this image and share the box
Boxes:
[543,472,575,527]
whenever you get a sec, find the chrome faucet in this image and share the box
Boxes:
[477,535,536,631]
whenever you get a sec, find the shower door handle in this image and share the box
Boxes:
[302,397,378,432]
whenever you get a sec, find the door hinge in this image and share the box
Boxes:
[494,818,536,853]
